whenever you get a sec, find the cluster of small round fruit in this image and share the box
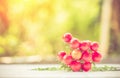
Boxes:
[58,33,102,72]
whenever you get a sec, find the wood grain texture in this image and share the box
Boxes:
[0,64,120,78]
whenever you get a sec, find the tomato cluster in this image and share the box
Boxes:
[58,33,102,72]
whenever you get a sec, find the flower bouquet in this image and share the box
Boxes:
[33,33,118,72]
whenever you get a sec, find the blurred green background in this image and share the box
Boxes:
[0,0,120,64]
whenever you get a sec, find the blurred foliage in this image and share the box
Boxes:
[0,0,101,57]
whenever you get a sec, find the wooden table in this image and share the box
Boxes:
[0,64,120,78]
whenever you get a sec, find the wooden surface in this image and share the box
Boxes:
[0,64,120,78]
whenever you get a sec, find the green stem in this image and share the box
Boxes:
[32,65,119,72]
